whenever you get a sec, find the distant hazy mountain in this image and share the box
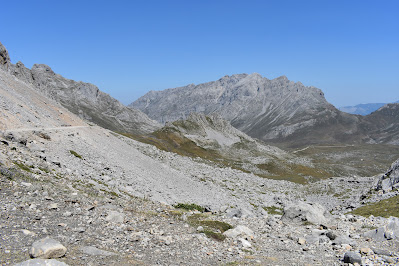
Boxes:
[0,41,160,135]
[340,101,399,115]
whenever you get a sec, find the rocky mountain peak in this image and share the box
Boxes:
[0,41,10,70]
[130,73,341,146]
[32,64,55,75]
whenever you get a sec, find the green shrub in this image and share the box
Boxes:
[70,150,83,159]
[174,203,204,212]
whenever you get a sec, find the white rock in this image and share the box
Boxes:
[105,211,125,223]
[14,258,69,266]
[30,238,67,259]
[21,229,35,236]
[223,225,254,239]
[239,238,252,248]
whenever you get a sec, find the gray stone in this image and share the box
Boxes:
[326,231,336,240]
[375,158,399,192]
[223,225,254,239]
[332,235,356,246]
[305,234,320,245]
[226,208,242,218]
[372,248,391,256]
[105,211,125,223]
[30,238,67,259]
[14,259,69,266]
[343,251,362,264]
[80,246,117,256]
[364,227,386,242]
[281,202,331,225]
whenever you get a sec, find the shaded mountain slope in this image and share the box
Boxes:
[0,41,160,135]
[363,103,399,145]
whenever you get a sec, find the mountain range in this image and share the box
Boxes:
[340,101,399,115]
[2,40,399,148]
[131,74,399,147]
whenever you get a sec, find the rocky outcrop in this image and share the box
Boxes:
[363,217,399,241]
[0,41,10,71]
[375,158,399,192]
[1,42,160,135]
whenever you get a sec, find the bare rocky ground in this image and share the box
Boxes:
[1,126,399,266]
[1,64,399,265]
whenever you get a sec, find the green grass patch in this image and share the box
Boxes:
[187,214,233,241]
[38,167,50,173]
[257,161,332,184]
[13,162,33,173]
[203,230,226,241]
[350,194,399,218]
[69,150,83,159]
[174,203,204,212]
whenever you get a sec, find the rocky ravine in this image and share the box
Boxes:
[131,74,399,147]
[1,55,399,264]
[0,41,160,135]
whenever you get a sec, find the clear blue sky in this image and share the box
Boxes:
[2,0,398,107]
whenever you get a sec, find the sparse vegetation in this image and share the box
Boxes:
[13,162,33,173]
[350,195,399,218]
[186,213,233,241]
[174,203,204,212]
[70,150,83,159]
[263,206,283,215]
[36,132,51,140]
[119,131,332,184]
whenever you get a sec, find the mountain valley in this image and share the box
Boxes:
[1,41,399,265]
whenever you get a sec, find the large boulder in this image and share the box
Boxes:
[375,158,399,192]
[281,201,332,225]
[364,216,399,241]
[30,238,67,259]
[223,225,254,239]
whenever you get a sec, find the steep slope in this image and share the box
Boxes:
[131,73,367,147]
[0,68,86,131]
[363,103,399,145]
[0,41,160,135]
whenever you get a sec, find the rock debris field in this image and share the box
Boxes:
[1,125,399,265]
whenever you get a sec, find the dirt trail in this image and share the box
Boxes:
[3,125,89,133]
